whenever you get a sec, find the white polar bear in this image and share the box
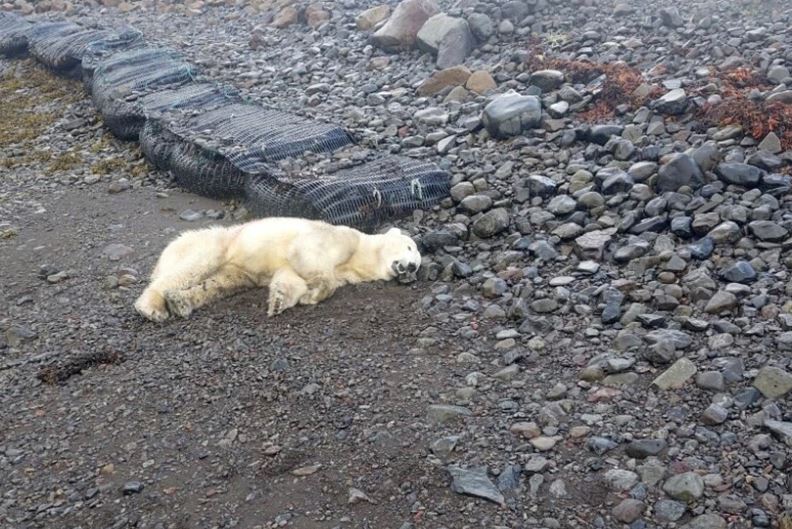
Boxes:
[134,217,422,322]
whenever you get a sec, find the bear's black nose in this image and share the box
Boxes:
[407,263,417,272]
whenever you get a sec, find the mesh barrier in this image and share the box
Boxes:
[90,47,197,139]
[25,21,82,52]
[139,101,355,196]
[164,102,356,172]
[101,81,239,141]
[140,119,252,198]
[244,156,451,232]
[0,12,31,57]
[3,14,452,231]
[80,29,144,89]
[30,27,122,77]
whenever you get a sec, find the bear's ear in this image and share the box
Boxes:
[385,227,402,236]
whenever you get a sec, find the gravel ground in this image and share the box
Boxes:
[2,0,792,528]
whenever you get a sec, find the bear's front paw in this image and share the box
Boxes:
[135,291,170,322]
[163,290,193,319]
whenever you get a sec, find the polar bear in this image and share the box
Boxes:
[134,217,421,322]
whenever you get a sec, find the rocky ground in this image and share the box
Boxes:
[2,0,792,528]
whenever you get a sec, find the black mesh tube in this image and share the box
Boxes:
[139,102,355,197]
[0,12,32,57]
[244,156,451,232]
[90,47,198,139]
[30,27,120,78]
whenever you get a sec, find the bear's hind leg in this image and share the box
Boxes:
[165,265,254,318]
[268,268,308,317]
[137,228,229,321]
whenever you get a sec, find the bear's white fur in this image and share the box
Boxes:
[134,217,421,321]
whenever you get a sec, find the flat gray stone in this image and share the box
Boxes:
[447,466,505,506]
[652,358,697,390]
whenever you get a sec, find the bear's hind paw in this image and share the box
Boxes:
[135,291,170,322]
[164,290,194,319]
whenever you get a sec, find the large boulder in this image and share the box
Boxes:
[371,0,439,52]
[417,14,474,68]
[482,90,542,139]
[356,5,390,30]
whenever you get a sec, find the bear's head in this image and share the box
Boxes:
[379,227,421,284]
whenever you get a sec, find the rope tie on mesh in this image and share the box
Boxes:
[183,64,196,83]
[410,178,424,201]
[372,187,383,208]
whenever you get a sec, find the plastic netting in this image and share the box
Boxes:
[90,47,198,139]
[30,27,127,77]
[167,102,354,170]
[24,21,82,52]
[140,119,252,198]
[244,156,451,232]
[109,81,241,147]
[139,102,355,197]
[0,12,31,57]
[2,14,452,231]
[80,29,144,88]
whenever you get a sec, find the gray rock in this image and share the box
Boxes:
[179,209,204,221]
[122,481,144,495]
[527,174,556,198]
[589,124,624,145]
[613,499,644,523]
[758,132,782,154]
[753,366,792,399]
[656,153,703,192]
[601,170,634,195]
[707,222,741,244]
[625,439,667,459]
[701,403,728,425]
[427,404,473,423]
[430,435,460,457]
[459,194,493,214]
[653,88,688,115]
[547,195,576,215]
[659,7,683,27]
[654,499,686,522]
[716,163,763,187]
[448,466,505,506]
[482,90,542,138]
[767,65,790,84]
[767,90,792,104]
[681,514,727,529]
[467,13,493,41]
[417,14,466,53]
[704,291,737,314]
[587,436,617,455]
[103,243,134,261]
[417,14,474,68]
[605,469,639,491]
[662,471,704,503]
[719,261,756,284]
[696,371,725,391]
[472,208,510,238]
[764,419,792,446]
[371,0,439,51]
[747,220,788,242]
[652,359,697,390]
[529,70,564,92]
